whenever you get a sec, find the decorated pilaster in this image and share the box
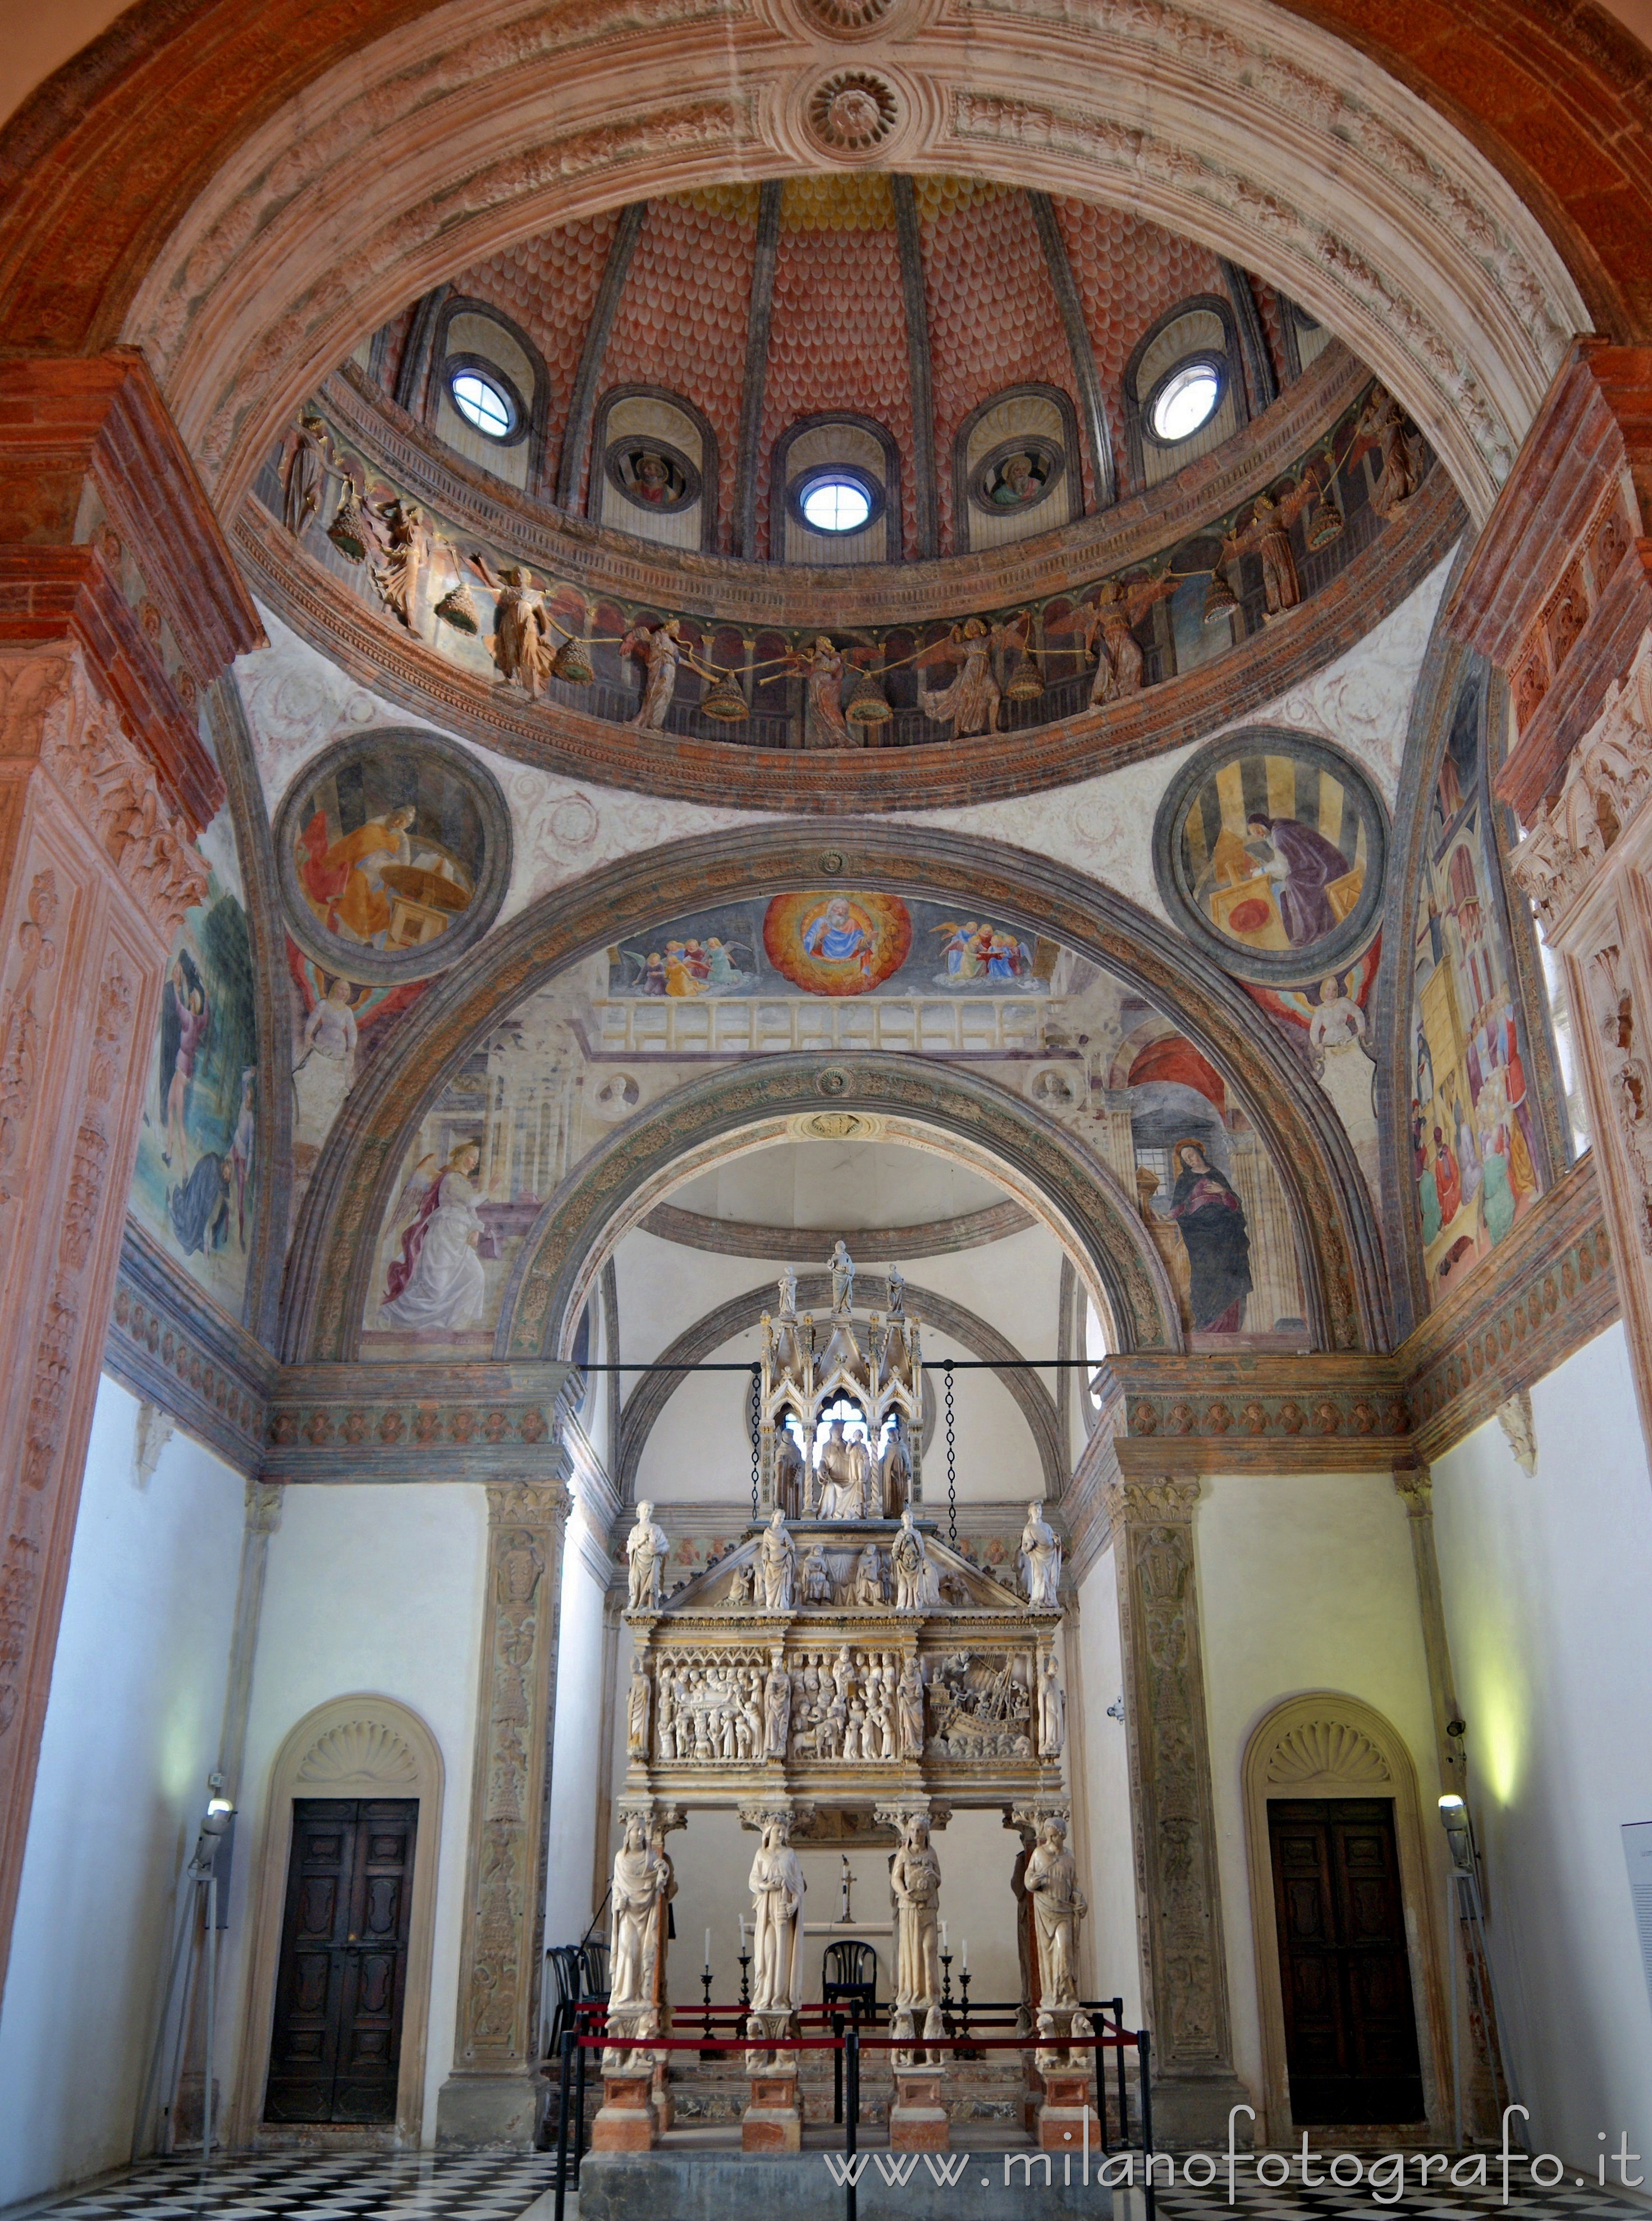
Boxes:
[1447,341,1652,1458]
[0,351,259,1997]
[437,1470,570,2145]
[1107,1478,1251,2143]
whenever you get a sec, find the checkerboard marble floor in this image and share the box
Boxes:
[3,2154,561,2221]
[1145,2170,1647,2221]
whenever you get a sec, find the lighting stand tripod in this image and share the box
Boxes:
[132,1783,235,2170]
[1439,1794,1521,2150]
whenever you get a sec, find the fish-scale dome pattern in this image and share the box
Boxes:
[1052,200,1226,477]
[757,211,916,557]
[451,209,624,491]
[599,197,758,546]
[919,183,1081,550]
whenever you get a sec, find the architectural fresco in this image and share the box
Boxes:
[1410,680,1545,1303]
[1155,729,1386,984]
[274,729,511,982]
[359,904,1306,1356]
[127,812,258,1316]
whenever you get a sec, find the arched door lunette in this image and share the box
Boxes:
[282,824,1386,1364]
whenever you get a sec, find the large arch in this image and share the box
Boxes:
[612,1270,1068,1505]
[0,0,1608,523]
[280,822,1389,1364]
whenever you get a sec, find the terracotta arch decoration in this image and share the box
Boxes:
[281,825,1386,1365]
[0,0,1616,529]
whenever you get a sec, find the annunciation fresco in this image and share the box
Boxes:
[354,890,1308,1357]
[128,812,258,1317]
[1155,730,1386,986]
[1409,681,1545,1303]
[274,728,512,983]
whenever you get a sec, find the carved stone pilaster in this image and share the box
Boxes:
[1106,1477,1251,2143]
[437,1472,569,2147]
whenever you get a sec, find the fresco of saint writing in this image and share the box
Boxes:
[1410,680,1545,1301]
[274,728,511,983]
[127,812,259,1318]
[1155,730,1386,986]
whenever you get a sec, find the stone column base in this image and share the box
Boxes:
[1036,2068,1100,2153]
[743,2067,802,2151]
[591,2071,657,2152]
[890,2064,950,2150]
[434,2068,543,2148]
[1148,2066,1255,2147]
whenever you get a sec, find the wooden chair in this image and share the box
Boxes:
[822,1939,878,2022]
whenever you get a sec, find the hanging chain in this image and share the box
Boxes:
[750,1364,761,1521]
[944,1360,957,1547]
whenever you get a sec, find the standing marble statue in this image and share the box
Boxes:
[626,1500,669,1611]
[748,1817,806,2011]
[889,1812,944,2035]
[626,1661,652,1758]
[759,1507,797,1611]
[609,1814,670,2010]
[1024,1817,1086,2008]
[1018,1501,1063,1608]
[763,1657,791,1758]
[1037,1654,1065,1757]
[898,1656,926,1758]
[891,1507,928,1611]
[830,1239,855,1314]
[885,1262,906,1317]
[778,1262,798,1317]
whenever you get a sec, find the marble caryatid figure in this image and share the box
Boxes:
[759,1507,797,1611]
[1024,1816,1086,2008]
[890,1812,944,2037]
[1037,1654,1065,1756]
[891,1507,928,1611]
[748,1816,806,2012]
[626,1500,669,1611]
[609,1814,669,2009]
[1018,1500,1062,1608]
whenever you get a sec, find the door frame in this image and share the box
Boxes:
[1242,1692,1450,2146]
[232,1695,445,2148]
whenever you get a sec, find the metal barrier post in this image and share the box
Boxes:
[832,2010,845,2124]
[553,2030,574,2221]
[573,2016,589,2185]
[846,2021,861,2221]
[1113,1998,1126,2147]
[1138,2027,1155,2221]
[1092,2021,1108,2156]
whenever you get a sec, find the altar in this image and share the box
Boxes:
[589,1245,1093,2171]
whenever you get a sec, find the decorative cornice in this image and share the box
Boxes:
[1397,1157,1617,1463]
[639,1199,1033,1259]
[105,1220,273,1474]
[261,1359,577,1482]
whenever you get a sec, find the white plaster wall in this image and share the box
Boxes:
[1431,1322,1652,2172]
[1194,1470,1439,2108]
[0,1377,246,2206]
[222,1482,488,2145]
[544,1507,611,1950]
[1074,1551,1142,2021]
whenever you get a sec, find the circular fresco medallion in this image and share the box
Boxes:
[1152,728,1386,985]
[275,729,512,984]
[969,435,1066,518]
[763,890,912,995]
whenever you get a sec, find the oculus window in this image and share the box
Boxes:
[798,473,874,534]
[449,368,515,440]
[1148,358,1223,444]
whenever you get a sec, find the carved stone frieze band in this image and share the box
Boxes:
[105,1221,273,1473]
[262,1361,577,1482]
